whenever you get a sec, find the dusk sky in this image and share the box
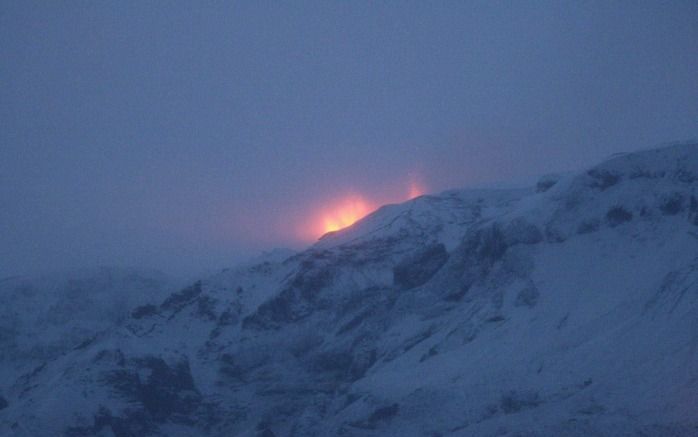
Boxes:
[2,1,697,278]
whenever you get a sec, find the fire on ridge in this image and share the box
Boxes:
[303,179,427,240]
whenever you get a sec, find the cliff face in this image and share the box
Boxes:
[2,144,698,436]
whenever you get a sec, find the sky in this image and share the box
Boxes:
[1,1,697,278]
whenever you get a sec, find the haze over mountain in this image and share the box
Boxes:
[2,2,698,278]
[1,143,697,436]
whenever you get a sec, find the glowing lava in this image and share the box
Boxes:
[321,195,373,234]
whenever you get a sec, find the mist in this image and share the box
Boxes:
[2,2,697,278]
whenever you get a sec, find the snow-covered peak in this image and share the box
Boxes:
[313,188,530,255]
[2,144,698,436]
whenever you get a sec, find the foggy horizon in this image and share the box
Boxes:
[2,2,697,279]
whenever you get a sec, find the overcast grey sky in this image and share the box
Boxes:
[2,1,697,278]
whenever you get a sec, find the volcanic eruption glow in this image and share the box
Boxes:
[321,196,373,234]
[408,179,426,199]
[296,177,428,241]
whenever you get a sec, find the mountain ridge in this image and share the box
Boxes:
[1,143,697,436]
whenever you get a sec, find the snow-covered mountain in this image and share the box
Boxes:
[2,143,698,436]
[0,268,174,386]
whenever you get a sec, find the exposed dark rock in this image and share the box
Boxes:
[337,308,373,335]
[209,305,240,339]
[131,304,158,319]
[161,281,203,312]
[588,169,620,190]
[348,338,378,381]
[19,362,46,386]
[367,403,399,425]
[419,346,439,362]
[73,336,96,350]
[393,244,449,290]
[219,353,247,382]
[444,226,508,301]
[472,226,509,263]
[544,224,566,243]
[242,288,312,330]
[137,358,201,422]
[577,219,600,235]
[515,283,540,308]
[93,349,126,367]
[503,219,543,246]
[289,262,334,301]
[690,196,698,225]
[500,390,541,414]
[536,174,559,192]
[644,266,697,315]
[674,167,697,183]
[444,284,470,302]
[101,356,202,424]
[606,206,633,227]
[243,260,336,330]
[195,295,217,321]
[383,328,432,363]
[308,336,378,383]
[659,193,685,216]
[401,328,434,353]
[350,403,400,429]
[337,286,392,318]
[629,169,665,179]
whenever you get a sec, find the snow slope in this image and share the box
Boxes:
[0,268,174,380]
[1,143,697,436]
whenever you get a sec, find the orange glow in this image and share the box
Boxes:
[321,196,373,234]
[408,179,426,199]
[297,176,429,241]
